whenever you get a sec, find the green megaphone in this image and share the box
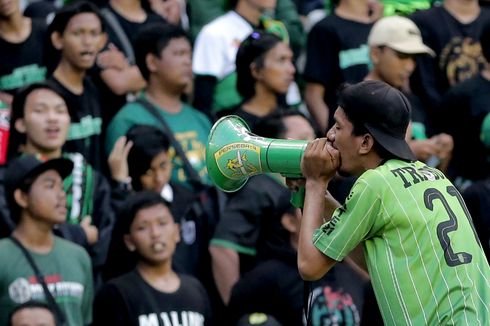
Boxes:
[205,115,307,207]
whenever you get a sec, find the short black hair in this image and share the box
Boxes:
[134,23,190,81]
[48,1,105,36]
[236,31,283,100]
[481,21,490,63]
[126,125,171,191]
[8,301,56,326]
[119,191,172,234]
[8,82,65,161]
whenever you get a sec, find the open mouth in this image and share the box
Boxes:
[152,242,165,252]
[80,51,95,60]
[45,127,61,138]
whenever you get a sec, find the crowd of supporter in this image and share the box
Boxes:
[1,0,490,325]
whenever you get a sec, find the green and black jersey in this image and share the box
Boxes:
[314,159,490,325]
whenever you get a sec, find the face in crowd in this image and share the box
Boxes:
[15,88,70,155]
[253,40,295,96]
[124,203,180,266]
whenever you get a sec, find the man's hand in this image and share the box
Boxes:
[302,138,340,183]
[97,43,129,71]
[81,216,99,245]
[108,136,133,182]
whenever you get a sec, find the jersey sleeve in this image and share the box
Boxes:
[313,179,382,261]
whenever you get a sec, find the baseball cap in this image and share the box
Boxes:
[368,16,435,56]
[5,154,73,208]
[338,80,416,162]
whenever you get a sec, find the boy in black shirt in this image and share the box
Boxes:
[93,191,213,326]
[48,1,107,171]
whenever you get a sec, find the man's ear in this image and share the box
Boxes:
[51,31,63,50]
[146,53,160,75]
[123,234,136,252]
[370,46,381,65]
[15,118,27,134]
[13,189,28,209]
[359,133,375,154]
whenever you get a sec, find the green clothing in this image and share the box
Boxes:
[105,96,212,187]
[0,237,93,326]
[314,160,490,325]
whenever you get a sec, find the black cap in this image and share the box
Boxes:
[338,80,416,161]
[5,155,73,207]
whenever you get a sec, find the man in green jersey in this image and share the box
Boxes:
[294,80,490,325]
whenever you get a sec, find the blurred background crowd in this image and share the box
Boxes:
[1,0,490,325]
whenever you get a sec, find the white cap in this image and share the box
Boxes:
[368,16,435,56]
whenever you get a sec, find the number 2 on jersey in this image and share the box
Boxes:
[424,186,480,267]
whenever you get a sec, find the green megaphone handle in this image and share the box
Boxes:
[290,186,305,209]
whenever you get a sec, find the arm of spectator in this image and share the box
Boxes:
[431,133,453,173]
[149,0,182,25]
[100,65,147,96]
[209,245,240,305]
[305,82,329,132]
[97,43,129,71]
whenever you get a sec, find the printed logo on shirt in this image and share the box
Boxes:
[308,285,360,326]
[8,275,85,304]
[68,115,102,140]
[339,45,370,70]
[0,64,47,91]
[171,131,209,184]
[440,36,486,86]
[138,311,204,326]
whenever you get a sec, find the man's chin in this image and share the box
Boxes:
[337,169,351,178]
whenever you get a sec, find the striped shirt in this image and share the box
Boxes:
[314,160,490,325]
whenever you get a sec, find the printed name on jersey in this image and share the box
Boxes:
[391,164,446,188]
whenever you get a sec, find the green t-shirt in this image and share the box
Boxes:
[0,237,93,326]
[105,96,212,187]
[314,160,490,325]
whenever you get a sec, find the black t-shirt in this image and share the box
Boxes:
[410,6,490,109]
[439,74,490,183]
[170,182,211,282]
[104,4,166,51]
[0,19,49,95]
[229,257,370,326]
[211,175,292,274]
[92,270,213,326]
[47,76,104,171]
[303,14,372,127]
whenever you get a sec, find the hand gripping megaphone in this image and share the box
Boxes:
[205,115,307,206]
